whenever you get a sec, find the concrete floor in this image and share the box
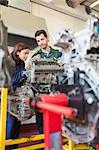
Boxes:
[19,123,41,147]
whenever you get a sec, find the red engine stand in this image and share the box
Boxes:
[96,145,99,150]
[35,93,76,150]
[28,93,98,150]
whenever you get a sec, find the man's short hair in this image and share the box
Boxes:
[35,30,47,38]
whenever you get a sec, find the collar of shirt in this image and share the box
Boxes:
[41,47,50,57]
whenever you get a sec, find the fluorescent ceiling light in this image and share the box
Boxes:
[90,0,99,8]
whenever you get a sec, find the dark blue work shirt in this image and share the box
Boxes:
[12,60,25,91]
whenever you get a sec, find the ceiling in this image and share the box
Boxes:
[45,0,99,13]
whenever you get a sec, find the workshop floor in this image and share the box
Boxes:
[19,123,41,147]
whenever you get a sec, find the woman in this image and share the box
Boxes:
[6,42,29,150]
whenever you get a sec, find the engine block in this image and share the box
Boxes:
[33,59,64,84]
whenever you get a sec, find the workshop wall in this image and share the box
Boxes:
[31,1,88,45]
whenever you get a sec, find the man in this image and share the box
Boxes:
[32,29,62,60]
[32,30,62,134]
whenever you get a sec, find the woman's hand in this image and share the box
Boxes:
[25,62,31,69]
[33,54,41,61]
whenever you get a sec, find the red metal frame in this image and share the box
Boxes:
[34,94,76,150]
[26,93,98,150]
[96,144,99,150]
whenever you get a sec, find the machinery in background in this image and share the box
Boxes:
[53,14,99,144]
[0,20,14,88]
[84,6,99,71]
